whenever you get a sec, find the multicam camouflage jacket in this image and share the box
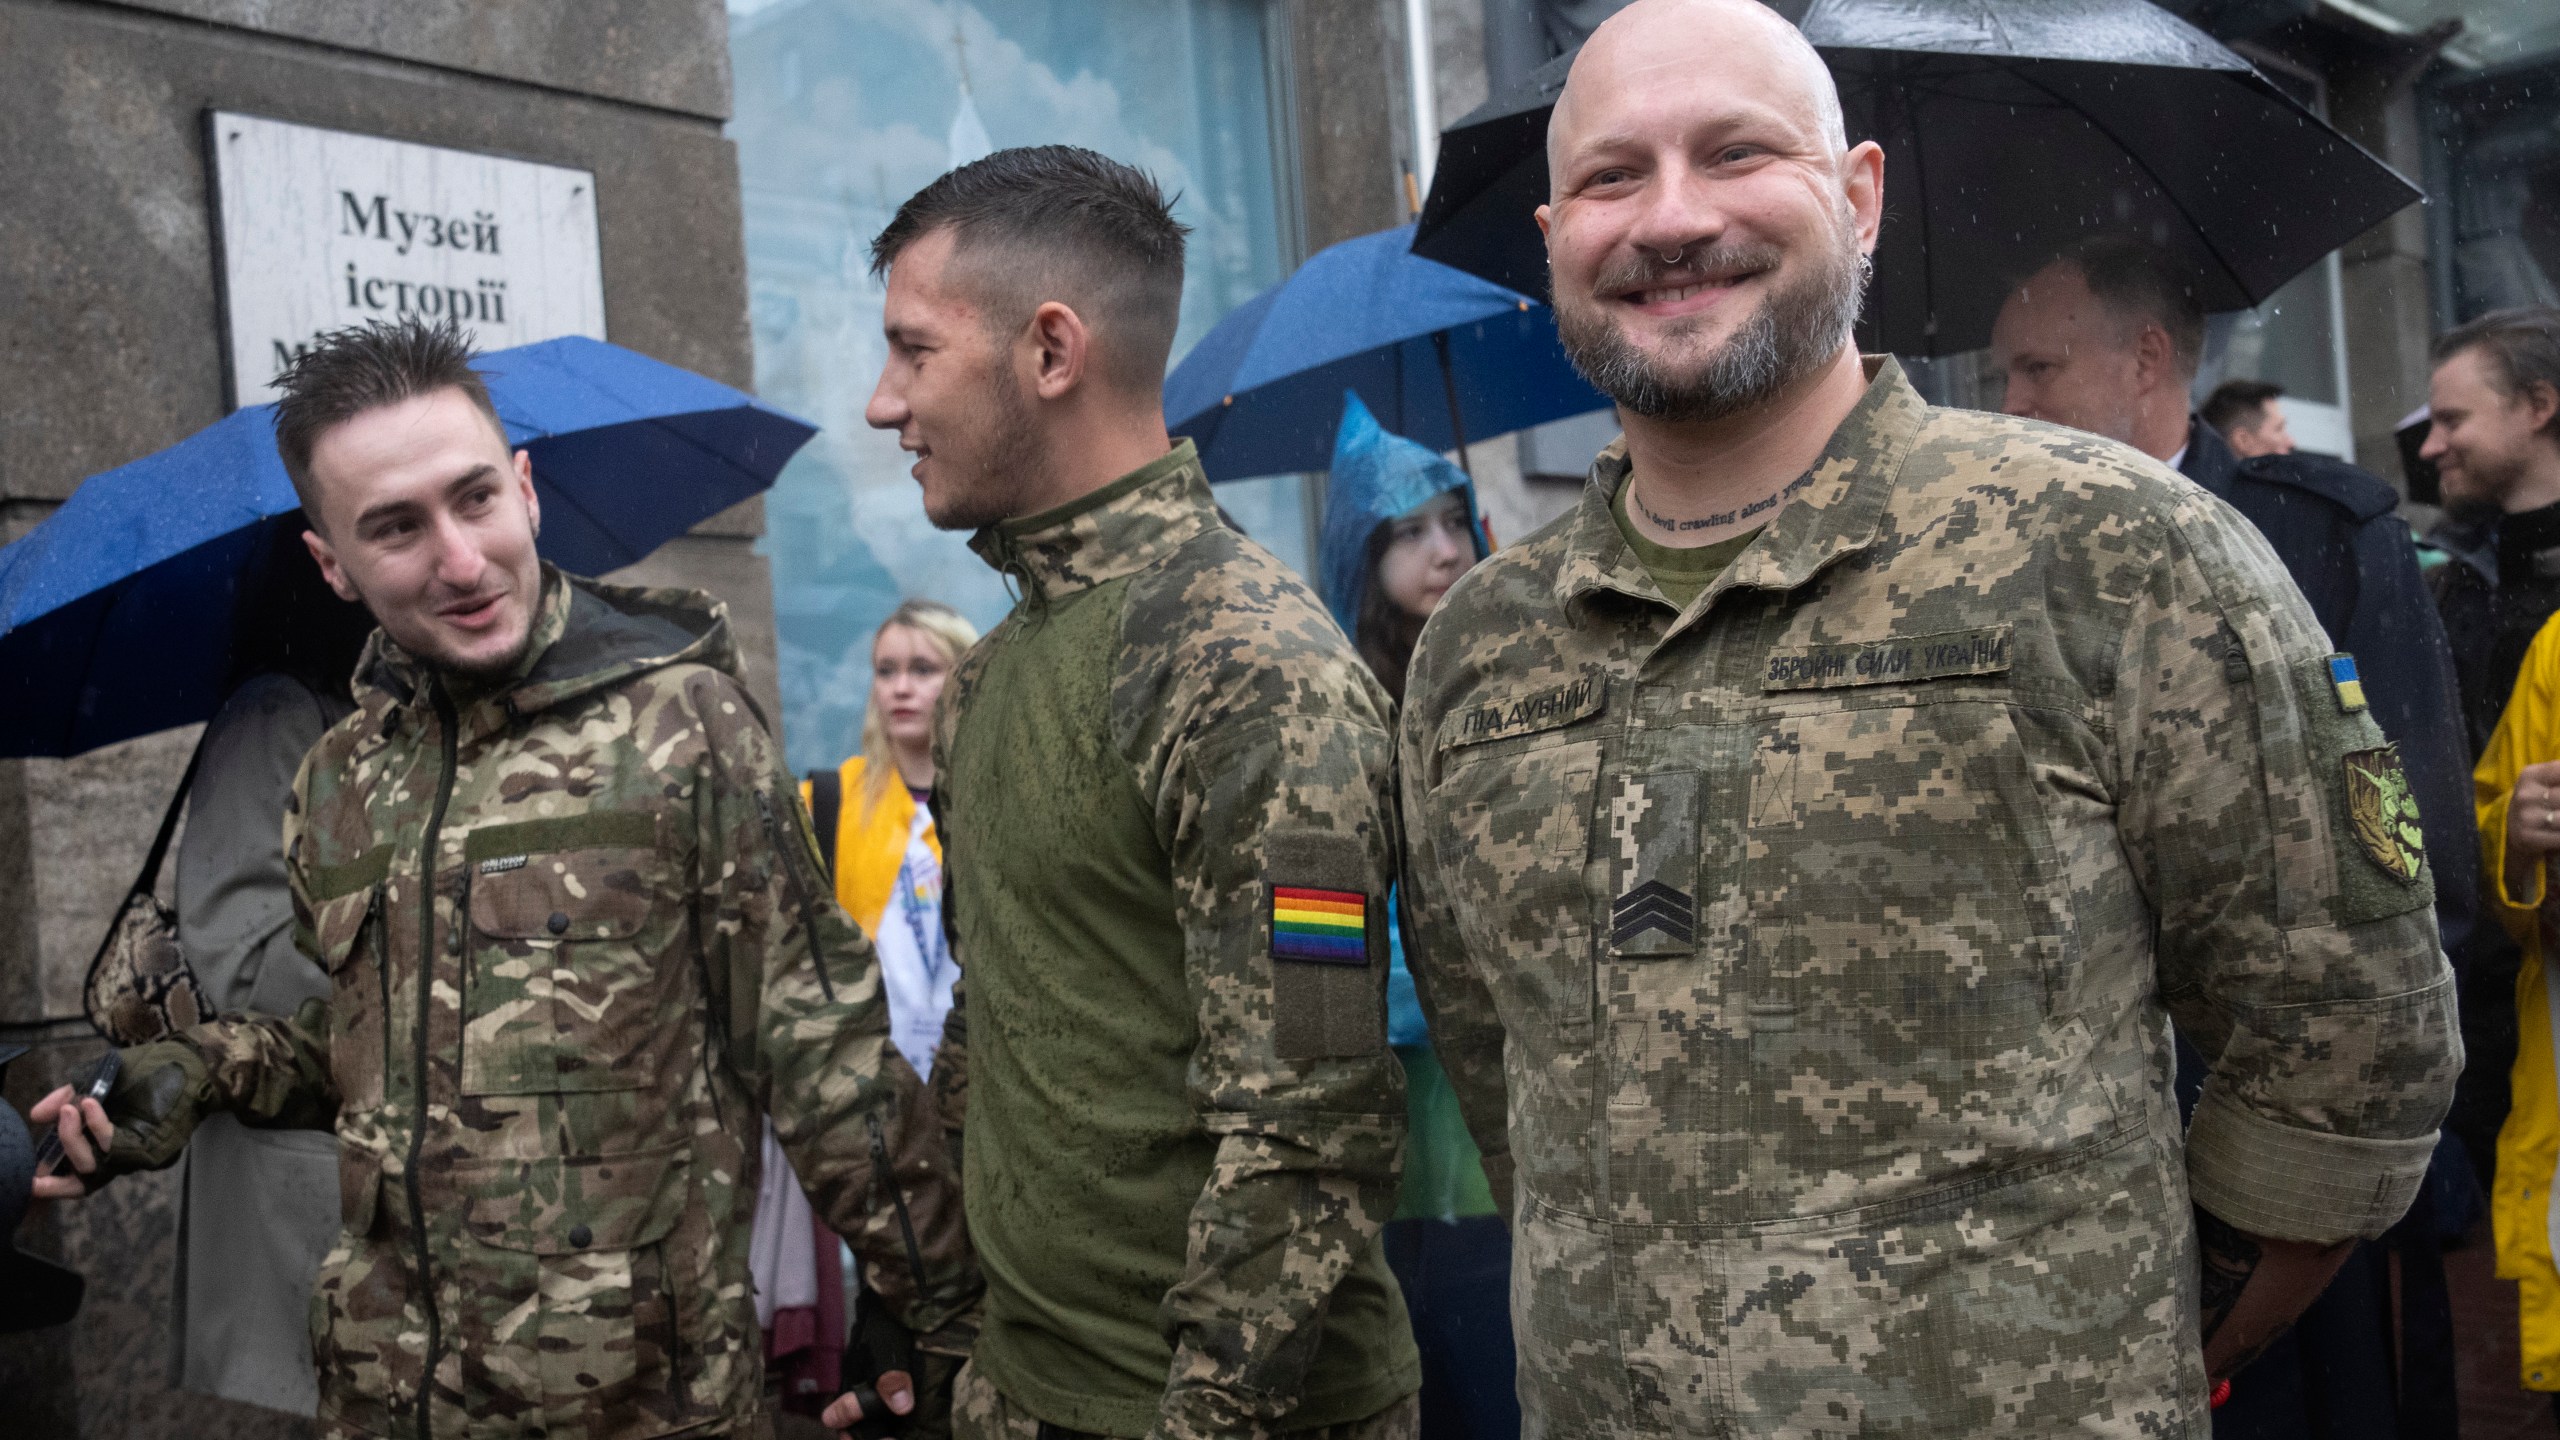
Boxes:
[931,443,1419,1439]
[107,567,976,1440]
[1398,360,2461,1438]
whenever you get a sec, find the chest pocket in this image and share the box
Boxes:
[1431,673,1608,1038]
[1747,692,2065,1040]
[304,846,391,1114]
[460,812,670,1096]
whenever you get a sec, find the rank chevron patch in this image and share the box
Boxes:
[1611,879,1697,948]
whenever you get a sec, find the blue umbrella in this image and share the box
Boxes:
[1165,223,1608,482]
[0,335,814,758]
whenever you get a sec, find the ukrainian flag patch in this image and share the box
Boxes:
[1272,885,1368,965]
[2328,654,2367,713]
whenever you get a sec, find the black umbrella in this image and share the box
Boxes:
[1414,0,2423,356]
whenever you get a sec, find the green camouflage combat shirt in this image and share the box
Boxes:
[1397,360,2461,1438]
[934,443,1421,1439]
[132,567,976,1440]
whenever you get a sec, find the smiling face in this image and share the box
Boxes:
[871,623,953,752]
[1538,0,1879,424]
[300,386,544,679]
[866,225,1041,530]
[2423,345,2560,512]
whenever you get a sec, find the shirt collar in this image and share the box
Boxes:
[2173,413,2240,498]
[968,440,1218,607]
[1554,356,1926,617]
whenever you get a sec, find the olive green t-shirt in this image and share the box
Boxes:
[1612,478,1762,610]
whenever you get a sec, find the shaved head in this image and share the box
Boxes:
[1549,0,1848,192]
[1535,0,1879,424]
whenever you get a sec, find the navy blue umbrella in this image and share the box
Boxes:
[0,335,814,758]
[1165,223,1608,482]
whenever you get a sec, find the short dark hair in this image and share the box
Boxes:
[2203,378,2284,436]
[870,145,1191,391]
[2047,236,2207,381]
[271,317,504,528]
[2436,306,2560,436]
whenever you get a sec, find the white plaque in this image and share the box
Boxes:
[207,111,607,408]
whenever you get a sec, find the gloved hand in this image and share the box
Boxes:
[100,1039,214,1178]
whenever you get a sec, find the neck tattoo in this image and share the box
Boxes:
[1629,470,1817,536]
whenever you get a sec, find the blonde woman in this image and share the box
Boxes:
[807,598,979,1078]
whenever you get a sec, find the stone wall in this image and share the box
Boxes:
[0,2,760,1435]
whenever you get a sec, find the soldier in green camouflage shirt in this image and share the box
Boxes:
[864,150,1418,1440]
[1394,2,2461,1435]
[33,319,974,1440]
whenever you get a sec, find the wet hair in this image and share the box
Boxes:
[2045,236,2206,381]
[2436,307,2560,436]
[1353,522,1430,705]
[856,599,979,820]
[869,146,1191,392]
[270,317,503,528]
[2203,378,2284,438]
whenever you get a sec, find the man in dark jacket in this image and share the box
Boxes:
[1992,235,2480,1440]
[2422,307,2560,756]
[2419,309,2560,1327]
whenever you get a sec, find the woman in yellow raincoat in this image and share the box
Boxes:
[2478,607,2560,1393]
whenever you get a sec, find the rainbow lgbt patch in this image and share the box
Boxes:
[1272,885,1369,965]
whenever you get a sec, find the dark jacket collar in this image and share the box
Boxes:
[1554,356,1925,619]
[968,440,1218,609]
[2177,415,2239,498]
[2499,497,2560,573]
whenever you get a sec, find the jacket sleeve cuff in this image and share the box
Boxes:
[2486,794,2549,912]
[2184,1086,2436,1244]
[1149,1380,1275,1440]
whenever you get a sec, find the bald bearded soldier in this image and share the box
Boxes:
[1394,1,2462,1435]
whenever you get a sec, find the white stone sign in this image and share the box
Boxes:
[208,111,607,407]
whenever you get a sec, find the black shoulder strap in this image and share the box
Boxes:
[135,737,210,901]
[807,768,842,882]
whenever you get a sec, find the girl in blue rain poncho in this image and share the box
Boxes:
[1319,393,1518,1440]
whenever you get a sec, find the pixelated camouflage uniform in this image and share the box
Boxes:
[1397,359,2461,1438]
[930,442,1419,1439]
[100,566,977,1440]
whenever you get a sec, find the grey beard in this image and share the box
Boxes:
[1558,237,1870,425]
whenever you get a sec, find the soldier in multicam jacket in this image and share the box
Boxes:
[1394,2,2461,1435]
[864,150,1418,1440]
[33,318,972,1440]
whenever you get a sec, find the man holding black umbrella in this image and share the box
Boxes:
[1992,235,2483,1438]
[1396,0,2459,1434]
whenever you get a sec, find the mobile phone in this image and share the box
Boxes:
[33,1051,120,1178]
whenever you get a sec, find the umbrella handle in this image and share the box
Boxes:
[1432,331,1473,478]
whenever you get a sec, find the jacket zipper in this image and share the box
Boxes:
[755,790,837,1003]
[867,1113,929,1294]
[408,685,461,1440]
[366,885,391,1102]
